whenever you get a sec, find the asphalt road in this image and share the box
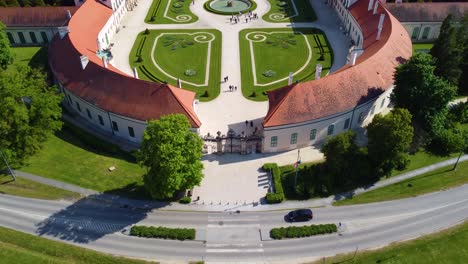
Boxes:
[1,184,467,263]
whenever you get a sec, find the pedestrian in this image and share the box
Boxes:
[246,18,248,23]
[229,86,232,92]
[226,76,229,81]
[235,86,237,91]
[245,120,248,126]
[250,121,253,127]
[230,17,233,23]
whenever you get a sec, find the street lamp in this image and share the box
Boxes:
[0,150,16,181]
[294,149,301,188]
[452,130,467,171]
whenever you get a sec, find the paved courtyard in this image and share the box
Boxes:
[110,0,350,202]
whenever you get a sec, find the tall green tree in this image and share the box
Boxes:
[457,13,468,94]
[367,108,414,176]
[0,22,14,70]
[430,14,463,86]
[0,65,63,169]
[391,52,457,132]
[138,114,204,199]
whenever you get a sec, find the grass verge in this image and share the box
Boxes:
[412,43,434,54]
[21,122,149,200]
[0,226,156,264]
[239,28,332,101]
[0,175,81,200]
[310,221,468,264]
[262,0,316,23]
[130,29,222,101]
[145,0,198,24]
[334,161,468,206]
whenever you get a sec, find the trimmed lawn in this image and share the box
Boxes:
[5,47,47,74]
[239,28,332,101]
[21,123,149,200]
[0,175,81,200]
[0,226,156,264]
[262,0,317,23]
[130,29,222,101]
[310,221,468,264]
[412,43,433,54]
[145,0,198,24]
[390,150,458,177]
[334,161,468,206]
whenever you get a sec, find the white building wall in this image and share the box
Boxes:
[401,22,441,42]
[5,27,57,46]
[97,0,129,50]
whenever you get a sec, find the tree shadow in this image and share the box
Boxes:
[35,192,169,244]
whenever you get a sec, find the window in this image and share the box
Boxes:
[6,32,15,44]
[67,94,73,105]
[411,27,420,40]
[18,32,26,44]
[380,98,386,109]
[310,129,317,140]
[75,102,81,112]
[370,105,376,115]
[40,32,48,43]
[112,121,119,131]
[344,118,350,129]
[270,136,278,147]
[86,109,92,119]
[29,32,37,43]
[98,115,104,126]
[358,112,365,123]
[327,124,335,135]
[422,27,430,40]
[128,127,135,138]
[290,133,298,144]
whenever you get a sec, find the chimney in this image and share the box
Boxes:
[350,52,357,66]
[376,14,386,40]
[373,1,379,15]
[368,0,374,11]
[66,10,72,19]
[288,72,293,85]
[133,67,139,79]
[80,55,89,70]
[315,64,322,80]
[102,57,108,68]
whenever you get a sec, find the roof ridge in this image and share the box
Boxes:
[166,85,202,127]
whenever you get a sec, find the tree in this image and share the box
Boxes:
[0,22,13,70]
[0,65,63,169]
[391,52,457,132]
[457,13,468,94]
[367,108,414,176]
[321,131,371,192]
[430,14,463,86]
[138,114,204,199]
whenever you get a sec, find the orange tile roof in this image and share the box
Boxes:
[384,2,468,22]
[48,0,201,127]
[263,0,412,128]
[0,6,79,27]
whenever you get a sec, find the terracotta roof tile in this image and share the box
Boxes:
[384,2,468,22]
[263,0,412,128]
[48,0,201,127]
[0,7,79,27]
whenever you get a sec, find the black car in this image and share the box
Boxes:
[286,209,313,222]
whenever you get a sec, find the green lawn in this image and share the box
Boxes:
[390,150,458,177]
[145,0,198,24]
[5,47,47,74]
[334,161,468,206]
[0,226,156,264]
[0,175,81,200]
[239,28,332,101]
[311,221,468,264]
[262,0,317,23]
[21,122,149,200]
[130,29,222,101]
[412,43,434,54]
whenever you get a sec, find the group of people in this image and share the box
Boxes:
[230,11,258,24]
[223,76,238,92]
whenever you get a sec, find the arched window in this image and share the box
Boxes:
[411,27,420,40]
[422,27,430,39]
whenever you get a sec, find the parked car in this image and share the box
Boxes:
[286,209,313,222]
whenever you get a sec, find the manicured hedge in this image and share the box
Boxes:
[179,196,192,204]
[130,226,195,240]
[270,224,337,239]
[263,163,284,203]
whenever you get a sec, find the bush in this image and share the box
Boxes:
[263,163,285,203]
[266,193,283,203]
[130,226,195,240]
[201,90,209,97]
[250,91,257,97]
[144,28,150,35]
[179,196,191,204]
[136,56,143,63]
[270,224,337,239]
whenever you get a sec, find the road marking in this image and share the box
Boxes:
[206,224,260,228]
[207,218,259,222]
[206,248,264,253]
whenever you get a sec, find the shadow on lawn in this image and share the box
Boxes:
[35,191,169,244]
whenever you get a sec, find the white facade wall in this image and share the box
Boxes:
[63,88,147,143]
[401,22,441,42]
[262,87,393,153]
[97,0,129,50]
[5,27,57,46]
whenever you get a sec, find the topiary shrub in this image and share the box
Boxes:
[270,224,337,239]
[136,56,143,63]
[144,28,150,35]
[262,70,277,77]
[184,69,197,76]
[202,90,209,97]
[250,91,257,97]
[130,226,196,240]
[179,196,192,204]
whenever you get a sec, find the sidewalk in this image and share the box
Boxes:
[14,154,468,211]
